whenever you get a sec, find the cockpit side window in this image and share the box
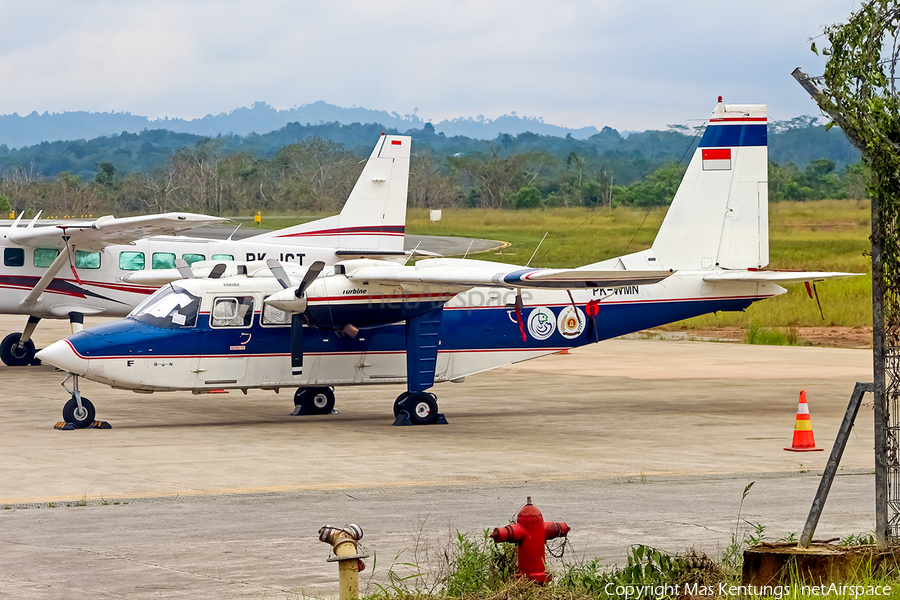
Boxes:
[129,285,200,329]
[211,296,254,328]
[4,248,24,267]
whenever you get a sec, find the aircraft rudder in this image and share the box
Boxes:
[651,99,768,271]
[245,134,411,253]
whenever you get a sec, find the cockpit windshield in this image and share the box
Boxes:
[128,284,201,329]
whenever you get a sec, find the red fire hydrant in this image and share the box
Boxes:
[489,497,570,583]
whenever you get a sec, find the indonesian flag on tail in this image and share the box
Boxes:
[701,148,731,171]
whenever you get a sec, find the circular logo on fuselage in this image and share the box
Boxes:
[557,306,586,339]
[527,307,556,340]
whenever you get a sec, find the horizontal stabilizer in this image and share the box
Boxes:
[702,270,861,283]
[345,258,672,290]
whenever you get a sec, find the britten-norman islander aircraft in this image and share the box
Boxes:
[37,100,859,427]
[0,134,412,367]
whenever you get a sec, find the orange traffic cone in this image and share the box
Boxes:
[784,391,823,452]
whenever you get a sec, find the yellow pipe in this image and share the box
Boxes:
[334,538,359,600]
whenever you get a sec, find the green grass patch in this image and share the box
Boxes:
[745,324,809,346]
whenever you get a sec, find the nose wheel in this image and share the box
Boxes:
[62,395,95,428]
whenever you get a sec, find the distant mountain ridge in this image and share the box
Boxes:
[0,101,601,149]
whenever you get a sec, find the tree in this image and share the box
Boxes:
[512,186,542,209]
[94,162,116,187]
[408,151,461,208]
[448,151,531,208]
[796,0,900,548]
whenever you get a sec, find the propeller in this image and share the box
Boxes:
[265,259,326,377]
[174,258,195,279]
[267,258,293,290]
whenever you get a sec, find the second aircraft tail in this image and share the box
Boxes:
[247,134,410,256]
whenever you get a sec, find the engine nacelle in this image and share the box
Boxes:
[303,275,449,329]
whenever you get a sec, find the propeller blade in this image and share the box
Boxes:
[296,260,326,298]
[291,313,304,377]
[208,263,227,279]
[174,258,195,279]
[266,258,293,289]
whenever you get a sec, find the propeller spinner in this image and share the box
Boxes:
[265,259,325,377]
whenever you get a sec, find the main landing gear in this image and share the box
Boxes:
[392,391,447,426]
[291,386,337,416]
[0,316,42,366]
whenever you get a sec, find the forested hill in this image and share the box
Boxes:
[0,102,600,149]
[0,117,859,182]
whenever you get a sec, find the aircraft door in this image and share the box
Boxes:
[194,295,254,387]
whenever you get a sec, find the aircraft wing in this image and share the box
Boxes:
[6,213,226,251]
[702,270,862,283]
[345,262,672,290]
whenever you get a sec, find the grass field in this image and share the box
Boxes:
[248,199,873,331]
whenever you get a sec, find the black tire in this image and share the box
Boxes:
[404,392,438,425]
[0,332,36,367]
[62,396,95,428]
[393,391,412,417]
[302,387,335,415]
[293,387,308,407]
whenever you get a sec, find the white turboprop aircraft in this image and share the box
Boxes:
[0,134,412,367]
[38,100,859,427]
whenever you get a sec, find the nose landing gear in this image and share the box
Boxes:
[56,373,106,429]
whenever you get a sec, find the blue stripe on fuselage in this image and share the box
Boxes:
[67,296,759,360]
[699,124,766,148]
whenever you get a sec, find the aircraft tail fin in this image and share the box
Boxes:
[247,134,410,254]
[651,99,768,271]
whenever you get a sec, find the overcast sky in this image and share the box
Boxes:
[0,0,857,131]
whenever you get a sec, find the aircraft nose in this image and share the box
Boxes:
[36,340,88,375]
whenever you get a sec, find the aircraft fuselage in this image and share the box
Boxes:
[44,274,784,392]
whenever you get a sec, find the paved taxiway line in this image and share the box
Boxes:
[0,468,876,506]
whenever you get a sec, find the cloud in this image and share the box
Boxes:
[0,0,853,130]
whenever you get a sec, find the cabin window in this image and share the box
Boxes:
[211,296,254,328]
[74,250,101,269]
[262,299,291,325]
[182,253,205,266]
[34,248,60,268]
[152,252,176,269]
[4,248,24,267]
[130,285,200,329]
[211,254,234,261]
[119,251,145,271]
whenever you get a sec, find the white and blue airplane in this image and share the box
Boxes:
[37,100,858,427]
[0,134,412,366]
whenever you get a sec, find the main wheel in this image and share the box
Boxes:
[404,392,439,425]
[62,396,95,428]
[302,387,335,415]
[393,391,412,417]
[293,387,308,407]
[0,332,36,367]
